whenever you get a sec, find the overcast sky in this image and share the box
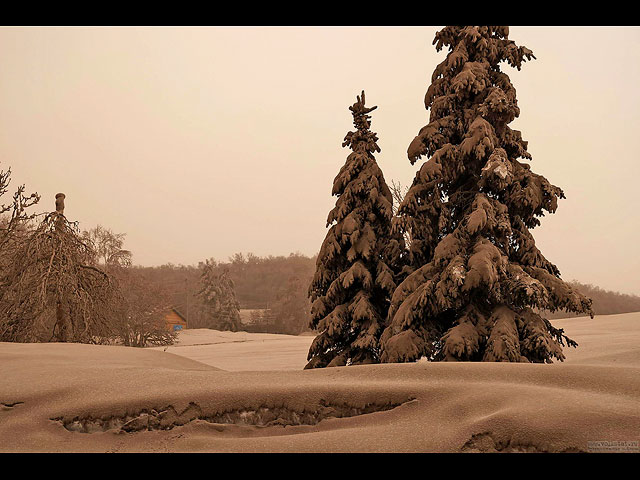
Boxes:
[0,26,638,295]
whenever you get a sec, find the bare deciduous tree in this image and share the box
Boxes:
[82,225,132,269]
[79,225,176,348]
[0,194,118,343]
[0,163,40,261]
[112,268,177,347]
[389,179,412,248]
[268,274,311,335]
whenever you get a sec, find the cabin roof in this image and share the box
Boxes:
[169,308,187,323]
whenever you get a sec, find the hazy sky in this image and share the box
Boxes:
[1,26,639,295]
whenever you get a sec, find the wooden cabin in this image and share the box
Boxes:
[165,308,187,332]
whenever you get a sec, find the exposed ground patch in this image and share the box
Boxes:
[52,398,414,434]
[461,431,585,453]
[1,401,24,411]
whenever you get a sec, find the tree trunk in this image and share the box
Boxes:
[54,300,70,342]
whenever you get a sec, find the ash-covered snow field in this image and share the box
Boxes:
[148,329,315,371]
[1,313,639,453]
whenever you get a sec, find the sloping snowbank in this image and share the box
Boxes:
[1,313,638,452]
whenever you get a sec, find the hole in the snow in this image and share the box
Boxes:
[1,401,24,411]
[51,398,415,433]
[461,431,585,453]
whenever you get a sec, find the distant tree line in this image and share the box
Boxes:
[542,281,640,319]
[1,151,637,351]
[133,252,315,335]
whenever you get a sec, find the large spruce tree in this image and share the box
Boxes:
[306,91,403,369]
[380,26,593,364]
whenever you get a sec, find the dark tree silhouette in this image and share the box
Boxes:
[306,91,403,369]
[380,26,593,364]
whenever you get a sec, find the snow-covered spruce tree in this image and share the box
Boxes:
[198,259,241,332]
[380,26,593,364]
[306,91,403,369]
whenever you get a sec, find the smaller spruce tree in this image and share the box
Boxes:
[306,91,403,369]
